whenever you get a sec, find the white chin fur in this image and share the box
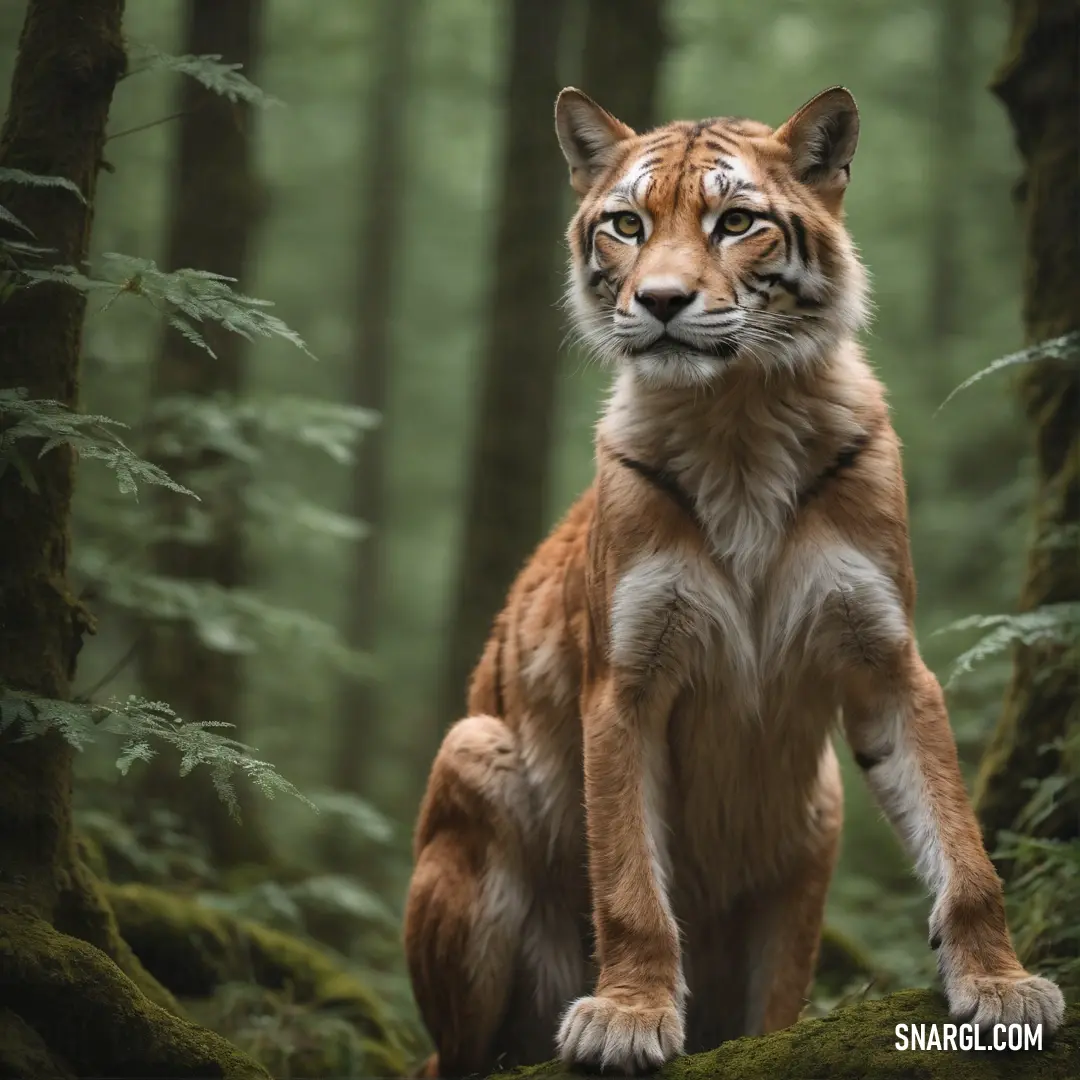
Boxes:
[630,351,732,389]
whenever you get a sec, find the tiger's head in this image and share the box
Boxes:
[556,87,870,388]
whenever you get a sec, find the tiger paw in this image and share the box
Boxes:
[556,994,684,1074]
[945,971,1065,1032]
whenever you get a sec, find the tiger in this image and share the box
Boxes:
[403,86,1065,1078]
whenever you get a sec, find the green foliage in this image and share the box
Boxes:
[936,603,1080,688]
[0,388,195,497]
[309,790,395,846]
[998,723,1080,994]
[74,545,373,678]
[23,256,315,361]
[79,805,216,886]
[0,166,86,201]
[188,980,381,1080]
[146,393,377,467]
[936,331,1080,413]
[0,691,311,818]
[936,338,1080,996]
[246,485,369,549]
[0,165,365,805]
[0,166,85,241]
[126,43,283,108]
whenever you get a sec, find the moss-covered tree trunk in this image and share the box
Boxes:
[0,2,264,1075]
[487,991,1080,1079]
[434,0,570,749]
[974,0,1080,851]
[0,0,125,943]
[135,0,274,870]
[328,0,415,821]
[579,0,667,132]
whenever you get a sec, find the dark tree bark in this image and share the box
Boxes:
[434,0,572,744]
[975,0,1079,850]
[134,0,273,869]
[579,0,667,132]
[0,3,264,1074]
[0,0,126,935]
[328,0,415,817]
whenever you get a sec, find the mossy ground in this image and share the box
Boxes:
[108,882,409,1077]
[0,908,267,1079]
[491,991,1080,1080]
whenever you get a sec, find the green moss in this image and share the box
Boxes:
[491,992,1080,1080]
[107,882,409,1077]
[0,1007,75,1079]
[0,909,268,1078]
[56,856,184,1017]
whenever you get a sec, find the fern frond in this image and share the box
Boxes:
[126,44,282,108]
[0,389,195,498]
[20,256,315,360]
[248,395,378,463]
[1,239,55,260]
[0,691,311,817]
[309,790,395,845]
[74,545,375,679]
[936,603,1080,687]
[936,331,1080,414]
[1039,523,1080,552]
[145,393,376,467]
[0,202,31,235]
[0,167,86,202]
[20,264,114,293]
[246,484,369,546]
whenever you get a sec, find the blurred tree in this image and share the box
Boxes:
[975,0,1079,852]
[927,0,974,359]
[134,0,272,868]
[330,0,416,816]
[434,0,571,743]
[579,0,667,131]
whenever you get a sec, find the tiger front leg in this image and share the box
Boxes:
[556,677,687,1075]
[843,646,1065,1034]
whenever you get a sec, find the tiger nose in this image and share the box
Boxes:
[635,287,697,323]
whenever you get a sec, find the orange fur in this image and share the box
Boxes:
[404,87,1064,1077]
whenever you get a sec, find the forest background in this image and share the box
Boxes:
[0,0,1075,1076]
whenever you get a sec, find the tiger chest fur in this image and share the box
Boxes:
[596,420,907,906]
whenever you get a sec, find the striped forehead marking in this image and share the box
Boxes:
[608,153,660,205]
[702,154,764,205]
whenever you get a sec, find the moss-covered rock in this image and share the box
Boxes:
[107,882,409,1077]
[490,991,1080,1079]
[0,909,268,1079]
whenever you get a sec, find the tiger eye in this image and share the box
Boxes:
[613,212,643,238]
[719,210,754,235]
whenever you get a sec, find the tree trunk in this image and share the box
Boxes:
[328,0,415,817]
[0,3,264,1074]
[927,0,974,354]
[134,0,273,870]
[579,0,667,132]
[0,0,125,936]
[974,0,1079,850]
[433,0,571,744]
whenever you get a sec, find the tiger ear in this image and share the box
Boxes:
[555,88,636,197]
[775,86,859,196]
